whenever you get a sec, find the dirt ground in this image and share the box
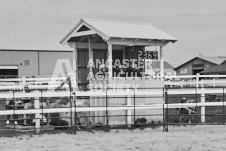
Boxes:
[0,125,226,151]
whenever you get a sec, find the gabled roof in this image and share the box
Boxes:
[151,61,174,69]
[60,18,177,44]
[174,56,226,70]
[200,56,226,65]
[201,64,226,74]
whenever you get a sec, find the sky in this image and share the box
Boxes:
[0,0,226,67]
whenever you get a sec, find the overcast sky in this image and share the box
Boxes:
[0,0,225,67]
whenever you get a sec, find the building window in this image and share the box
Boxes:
[193,63,204,69]
[180,68,187,74]
[24,60,30,66]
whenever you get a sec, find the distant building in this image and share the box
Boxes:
[148,61,175,76]
[0,49,72,78]
[201,60,226,75]
[174,56,226,75]
[0,48,175,79]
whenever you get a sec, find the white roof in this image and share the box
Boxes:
[60,18,177,44]
[84,19,177,40]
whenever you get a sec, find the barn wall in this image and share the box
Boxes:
[203,61,216,71]
[0,50,38,77]
[175,61,193,75]
[39,51,72,76]
[192,58,203,64]
[0,50,73,77]
[175,58,218,76]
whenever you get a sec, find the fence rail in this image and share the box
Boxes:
[0,76,69,91]
[164,74,226,88]
[1,74,226,91]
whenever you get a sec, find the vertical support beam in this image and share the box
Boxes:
[37,51,40,76]
[201,87,205,123]
[107,43,113,78]
[122,46,126,59]
[69,42,78,91]
[88,36,93,79]
[160,46,164,78]
[35,97,40,133]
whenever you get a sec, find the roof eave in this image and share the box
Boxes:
[60,18,110,45]
[59,19,84,45]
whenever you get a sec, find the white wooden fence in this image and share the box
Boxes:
[0,76,69,91]
[0,75,226,133]
[164,74,226,88]
[1,74,226,91]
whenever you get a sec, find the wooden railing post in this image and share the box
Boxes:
[201,87,205,123]
[127,94,132,127]
[196,73,200,88]
[22,76,26,91]
[35,97,40,133]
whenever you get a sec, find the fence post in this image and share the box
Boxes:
[73,91,77,133]
[196,73,200,88]
[127,93,132,127]
[13,91,16,131]
[40,90,44,129]
[105,87,109,128]
[163,90,165,132]
[22,76,26,91]
[133,88,136,125]
[164,90,168,132]
[35,96,40,133]
[201,87,205,123]
[223,88,225,125]
[69,89,73,127]
[70,75,75,127]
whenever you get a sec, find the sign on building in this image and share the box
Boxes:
[138,51,158,60]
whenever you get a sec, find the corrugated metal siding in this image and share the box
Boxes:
[0,50,73,77]
[0,51,38,77]
[39,51,72,76]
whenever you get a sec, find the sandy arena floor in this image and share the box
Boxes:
[1,125,226,151]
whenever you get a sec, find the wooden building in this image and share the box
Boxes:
[174,56,226,76]
[60,18,177,90]
[60,18,177,124]
[201,60,226,75]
